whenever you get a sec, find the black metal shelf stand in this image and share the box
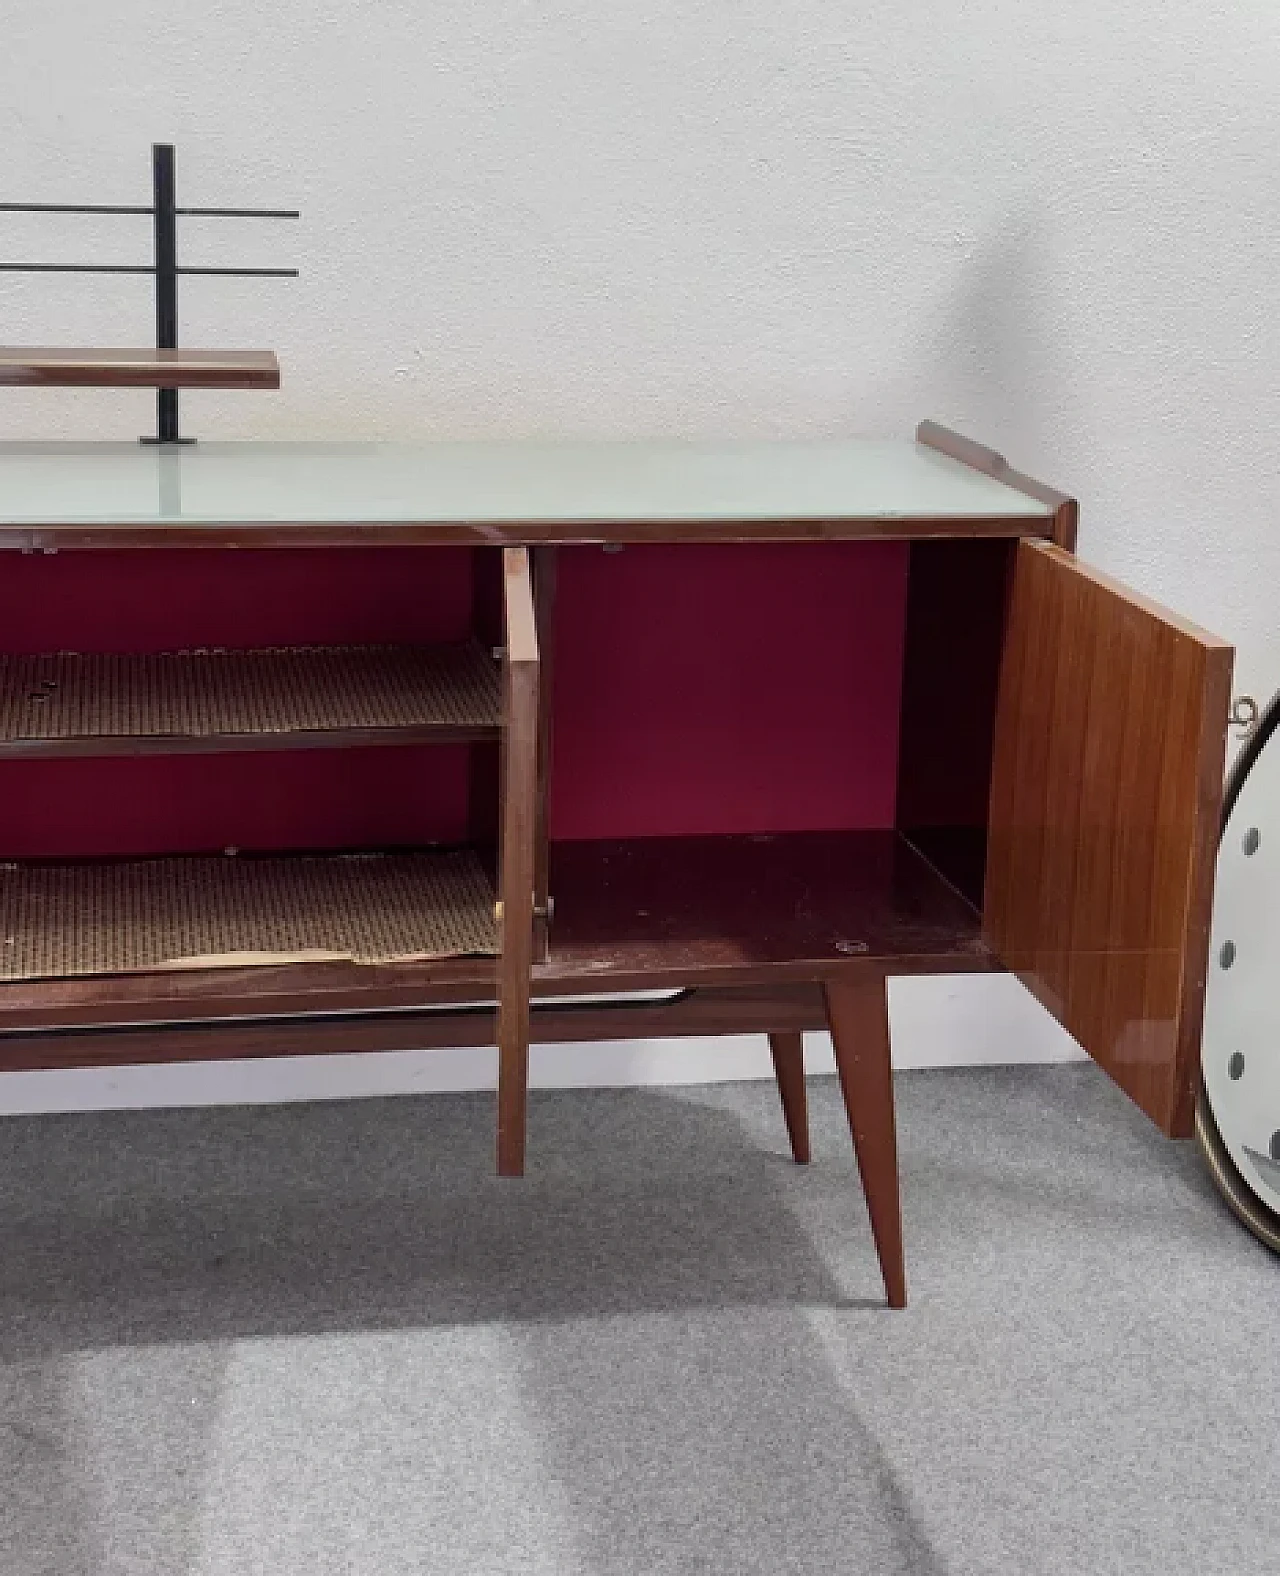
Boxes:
[1,142,298,443]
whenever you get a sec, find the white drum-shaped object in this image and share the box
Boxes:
[1199,697,1280,1251]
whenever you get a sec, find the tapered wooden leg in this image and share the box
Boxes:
[823,976,906,1309]
[768,1032,811,1163]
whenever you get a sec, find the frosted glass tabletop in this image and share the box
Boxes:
[0,438,1050,529]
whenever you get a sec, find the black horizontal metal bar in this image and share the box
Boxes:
[179,266,299,277]
[1,203,297,219]
[177,207,300,219]
[0,202,152,215]
[0,262,154,273]
[0,263,297,277]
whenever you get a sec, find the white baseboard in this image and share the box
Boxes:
[0,974,1081,1117]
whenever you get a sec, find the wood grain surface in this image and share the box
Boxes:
[824,975,906,1308]
[0,346,280,389]
[767,1032,811,1164]
[531,546,558,959]
[0,830,997,1036]
[0,516,1056,554]
[496,548,540,1175]
[985,540,1233,1136]
[0,983,830,1072]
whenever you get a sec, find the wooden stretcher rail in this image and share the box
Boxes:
[0,983,829,1072]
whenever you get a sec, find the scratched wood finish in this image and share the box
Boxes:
[0,829,997,1036]
[985,541,1233,1137]
[496,547,540,1176]
[916,420,1078,550]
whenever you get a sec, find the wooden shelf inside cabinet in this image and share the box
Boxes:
[542,829,996,989]
[0,641,502,757]
[0,346,280,390]
[0,830,991,1031]
[0,847,499,983]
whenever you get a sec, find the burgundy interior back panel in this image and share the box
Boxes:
[549,542,910,840]
[0,750,473,859]
[0,548,474,651]
[0,549,478,857]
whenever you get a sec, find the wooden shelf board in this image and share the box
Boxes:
[0,847,498,984]
[0,831,994,1031]
[544,830,992,985]
[0,346,280,390]
[0,642,501,757]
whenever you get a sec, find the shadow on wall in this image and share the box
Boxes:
[903,205,1071,480]
[0,1087,944,1576]
[910,121,1280,625]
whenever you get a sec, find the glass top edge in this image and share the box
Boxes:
[0,436,1057,522]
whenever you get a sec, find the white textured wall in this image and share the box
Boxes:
[2,1,1274,1110]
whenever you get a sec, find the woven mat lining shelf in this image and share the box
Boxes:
[0,642,500,744]
[0,849,498,981]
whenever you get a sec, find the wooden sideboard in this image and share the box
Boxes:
[0,422,1232,1307]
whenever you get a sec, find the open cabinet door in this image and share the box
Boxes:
[497,547,540,1176]
[985,541,1233,1136]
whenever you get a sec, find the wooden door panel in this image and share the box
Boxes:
[985,541,1232,1136]
[497,547,540,1175]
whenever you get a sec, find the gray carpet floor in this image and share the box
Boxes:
[0,1062,1276,1575]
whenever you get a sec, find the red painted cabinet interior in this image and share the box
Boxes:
[549,541,911,840]
[0,548,480,857]
[0,540,919,859]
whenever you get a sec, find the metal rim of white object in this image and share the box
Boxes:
[1197,692,1280,1254]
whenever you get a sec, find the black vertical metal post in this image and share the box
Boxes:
[1,139,299,444]
[152,142,180,442]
